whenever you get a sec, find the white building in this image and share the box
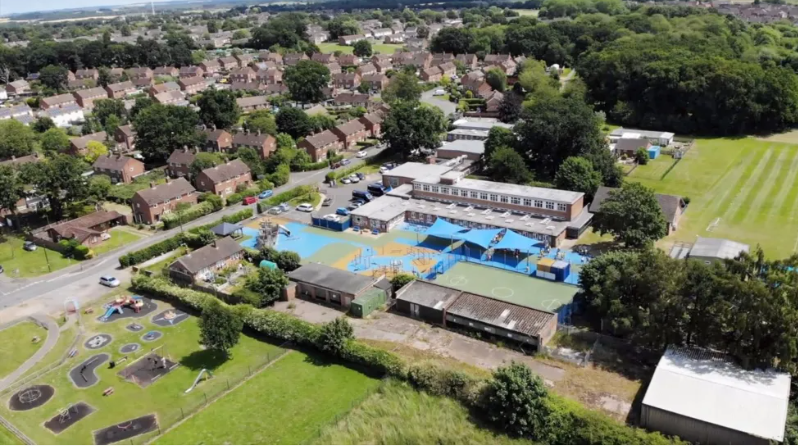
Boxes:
[42,103,85,128]
[641,346,790,445]
[609,128,675,146]
[0,88,7,101]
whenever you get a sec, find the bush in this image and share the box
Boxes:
[73,244,92,260]
[482,362,550,438]
[683,196,691,206]
[390,273,415,291]
[266,163,290,187]
[407,363,481,404]
[161,201,215,229]
[199,193,224,212]
[635,147,649,165]
[275,251,301,272]
[231,287,263,307]
[226,193,244,205]
[317,317,354,355]
[293,159,330,172]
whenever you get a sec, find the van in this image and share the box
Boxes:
[352,190,373,202]
[433,89,445,96]
[367,184,385,196]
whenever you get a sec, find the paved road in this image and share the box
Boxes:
[421,89,457,116]
[0,145,385,323]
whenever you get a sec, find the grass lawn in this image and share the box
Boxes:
[288,191,322,208]
[315,380,527,445]
[156,350,381,444]
[0,424,22,445]
[0,236,77,278]
[0,291,284,445]
[0,321,47,379]
[317,42,403,56]
[627,137,798,258]
[91,227,144,256]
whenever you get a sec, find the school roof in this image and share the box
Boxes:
[447,291,555,338]
[170,237,244,274]
[689,237,750,260]
[610,128,675,140]
[439,139,485,155]
[423,178,583,204]
[287,263,374,295]
[383,162,455,180]
[643,346,790,442]
[395,280,461,309]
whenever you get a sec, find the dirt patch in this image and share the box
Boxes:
[44,402,95,434]
[93,414,158,445]
[8,384,55,411]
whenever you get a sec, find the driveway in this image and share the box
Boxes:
[421,89,457,116]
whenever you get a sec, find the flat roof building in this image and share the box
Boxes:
[609,128,675,146]
[689,237,749,263]
[287,263,382,308]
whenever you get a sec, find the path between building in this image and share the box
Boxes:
[0,314,59,391]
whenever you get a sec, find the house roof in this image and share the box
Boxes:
[447,291,556,338]
[233,132,273,147]
[334,119,366,136]
[287,263,374,295]
[74,87,107,99]
[230,66,254,76]
[205,129,230,142]
[134,177,196,205]
[42,94,75,106]
[71,131,107,150]
[167,148,196,165]
[155,90,185,103]
[303,130,339,149]
[93,154,141,171]
[170,237,244,274]
[151,81,181,93]
[179,76,206,87]
[107,81,134,92]
[359,113,383,126]
[200,159,250,184]
[642,346,790,442]
[218,56,237,65]
[615,137,650,153]
[236,96,268,108]
[117,124,135,138]
[689,237,750,260]
[334,92,369,104]
[201,59,220,68]
[590,186,684,224]
[48,210,124,242]
[0,153,40,167]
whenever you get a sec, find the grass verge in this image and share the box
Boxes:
[0,321,47,379]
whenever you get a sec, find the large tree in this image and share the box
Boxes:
[381,71,422,104]
[484,362,550,438]
[275,107,312,139]
[199,299,243,358]
[245,267,289,307]
[0,165,26,228]
[93,99,127,129]
[244,110,277,135]
[283,60,330,105]
[39,127,71,154]
[592,182,667,248]
[249,13,309,50]
[553,156,602,201]
[0,119,36,159]
[326,16,361,39]
[197,90,241,130]
[487,146,533,184]
[39,64,69,91]
[353,40,372,57]
[133,104,202,162]
[382,102,446,159]
[485,68,507,92]
[430,27,473,54]
[20,154,88,219]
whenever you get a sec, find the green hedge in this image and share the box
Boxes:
[325,163,366,182]
[161,201,215,230]
[256,185,315,213]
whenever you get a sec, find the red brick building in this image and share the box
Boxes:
[195,159,252,197]
[204,129,233,152]
[359,113,384,138]
[131,178,198,225]
[332,119,369,150]
[167,147,196,178]
[299,130,343,162]
[232,131,276,159]
[92,154,145,184]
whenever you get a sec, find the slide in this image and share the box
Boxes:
[101,306,121,321]
[277,225,291,236]
[185,369,213,394]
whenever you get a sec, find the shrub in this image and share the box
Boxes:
[266,163,290,186]
[326,164,366,182]
[683,196,691,205]
[245,267,289,307]
[200,299,243,357]
[73,244,92,260]
[231,287,262,306]
[407,363,481,404]
[635,147,649,165]
[226,193,244,205]
[293,159,330,172]
[482,361,550,438]
[317,317,354,355]
[199,192,224,212]
[275,251,301,272]
[161,201,215,229]
[390,273,415,291]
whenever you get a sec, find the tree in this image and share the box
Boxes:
[0,165,26,229]
[105,114,121,136]
[635,147,649,165]
[275,107,312,139]
[133,104,202,162]
[498,90,523,123]
[275,250,301,271]
[417,25,430,39]
[430,27,473,54]
[84,140,108,164]
[199,299,243,357]
[0,119,36,158]
[245,267,289,307]
[121,24,132,36]
[39,127,71,154]
[308,114,336,133]
[236,146,265,179]
[485,68,507,92]
[484,127,515,161]
[317,317,354,355]
[97,66,112,87]
[20,154,88,219]
[484,362,550,438]
[382,102,446,159]
[32,117,55,133]
[488,146,533,184]
[245,110,278,135]
[197,90,241,130]
[93,99,127,128]
[554,157,602,201]
[189,152,224,180]
[249,13,308,50]
[88,174,111,202]
[390,273,415,290]
[326,16,361,39]
[129,96,154,119]
[353,40,372,57]
[381,71,422,103]
[592,182,667,248]
[283,60,330,104]
[207,20,219,33]
[39,64,69,91]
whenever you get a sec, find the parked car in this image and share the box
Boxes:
[379,166,388,173]
[356,172,366,180]
[100,276,121,287]
[356,150,368,158]
[350,199,365,208]
[296,203,314,212]
[279,203,291,212]
[243,196,257,205]
[433,89,445,96]
[336,207,350,216]
[322,197,333,206]
[23,241,37,251]
[341,158,351,165]
[323,214,341,222]
[341,177,352,184]
[258,189,274,199]
[267,206,283,215]
[352,190,373,202]
[349,175,360,183]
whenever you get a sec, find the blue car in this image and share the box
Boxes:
[258,189,274,199]
[336,207,350,216]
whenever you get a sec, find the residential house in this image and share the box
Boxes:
[109,67,125,80]
[431,53,454,66]
[229,66,255,83]
[178,76,208,94]
[456,54,478,69]
[168,237,244,283]
[149,81,181,97]
[131,76,153,88]
[338,34,365,45]
[311,53,337,64]
[234,53,254,67]
[337,54,361,66]
[167,147,196,178]
[391,51,414,66]
[236,95,269,112]
[92,154,145,184]
[332,119,369,150]
[259,51,283,65]
[299,130,343,162]
[333,92,370,108]
[114,124,136,152]
[231,81,266,93]
[69,131,107,155]
[374,60,393,73]
[263,84,289,96]
[41,103,84,128]
[309,31,329,44]
[251,60,278,71]
[614,137,652,157]
[484,54,514,65]
[255,68,282,84]
[7,80,30,95]
[105,81,136,99]
[332,72,361,89]
[371,54,391,65]
[204,128,233,152]
[73,87,108,109]
[485,91,504,113]
[131,177,198,224]
[126,67,153,80]
[284,52,309,66]
[359,112,384,138]
[199,59,221,75]
[153,66,179,77]
[326,63,342,74]
[438,62,457,78]
[384,33,406,44]
[40,93,77,110]
[179,66,204,78]
[75,68,99,80]
[195,159,252,197]
[39,210,127,248]
[67,78,96,90]
[356,63,378,76]
[0,104,33,121]
[420,66,443,82]
[232,131,276,159]
[218,56,238,71]
[361,73,389,91]
[590,186,686,235]
[154,90,187,105]
[66,70,76,82]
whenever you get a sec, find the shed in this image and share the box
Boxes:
[287,263,377,308]
[210,222,243,238]
[350,288,387,318]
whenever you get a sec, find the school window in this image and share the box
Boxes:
[470,191,479,198]
[430,186,439,193]
[500,196,508,203]
[480,192,488,200]
[441,187,449,195]
[534,200,543,208]
[557,203,567,211]
[414,183,421,190]
[422,184,430,191]
[489,194,498,202]
[511,197,520,205]
[545,202,554,210]
[461,189,469,197]
[523,198,532,206]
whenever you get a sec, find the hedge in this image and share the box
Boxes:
[161,201,215,230]
[256,185,315,213]
[325,163,367,182]
[130,275,680,445]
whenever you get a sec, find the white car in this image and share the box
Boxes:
[296,203,314,212]
[341,177,352,184]
[379,166,389,173]
[349,175,360,183]
[100,276,121,287]
[433,89,445,96]
[323,214,341,222]
[356,150,368,158]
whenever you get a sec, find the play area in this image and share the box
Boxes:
[117,351,178,388]
[97,296,156,323]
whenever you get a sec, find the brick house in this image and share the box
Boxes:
[337,54,361,66]
[259,52,283,65]
[374,60,393,73]
[7,80,29,95]
[332,119,369,150]
[311,53,336,64]
[235,53,254,67]
[356,63,377,76]
[438,62,457,78]
[229,66,255,83]
[232,131,276,159]
[40,94,77,110]
[178,77,208,94]
[167,147,196,178]
[75,68,99,80]
[420,66,443,82]
[195,159,252,197]
[326,63,342,75]
[361,73,390,91]
[69,131,107,155]
[338,34,365,45]
[105,81,136,99]
[126,67,153,80]
[236,95,269,112]
[431,53,455,66]
[230,81,266,93]
[73,87,108,109]
[149,81,181,97]
[333,92,370,108]
[485,91,504,113]
[131,76,154,88]
[256,68,282,84]
[114,124,136,152]
[299,130,343,162]
[456,54,478,70]
[92,154,145,184]
[204,128,233,152]
[153,66,179,77]
[199,59,221,75]
[179,66,204,78]
[218,56,238,71]
[332,72,361,89]
[284,53,309,66]
[40,210,127,248]
[168,237,244,283]
[359,113,384,138]
[131,178,198,224]
[154,90,187,105]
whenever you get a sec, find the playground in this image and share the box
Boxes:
[96,296,156,323]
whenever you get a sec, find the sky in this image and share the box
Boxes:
[1,0,172,16]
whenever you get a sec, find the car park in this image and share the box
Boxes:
[296,203,314,212]
[100,276,121,287]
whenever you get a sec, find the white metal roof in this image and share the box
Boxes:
[643,346,790,442]
[383,162,455,180]
[689,237,750,260]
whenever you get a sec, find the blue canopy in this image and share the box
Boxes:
[493,230,542,252]
[460,228,502,249]
[426,218,467,240]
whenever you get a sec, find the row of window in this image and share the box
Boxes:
[414,183,567,212]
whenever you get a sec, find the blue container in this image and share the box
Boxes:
[648,146,661,159]
[551,260,570,282]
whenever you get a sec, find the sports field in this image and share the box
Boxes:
[318,42,404,55]
[433,262,577,313]
[627,138,798,259]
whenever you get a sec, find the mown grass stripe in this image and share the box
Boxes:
[723,147,773,224]
[740,146,788,225]
[763,145,798,223]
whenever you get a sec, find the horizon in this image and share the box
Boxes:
[1,0,176,17]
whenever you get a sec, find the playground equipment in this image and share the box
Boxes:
[185,369,214,393]
[535,258,570,282]
[101,296,144,321]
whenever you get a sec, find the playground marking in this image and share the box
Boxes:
[540,299,561,311]
[490,287,515,300]
[447,275,468,286]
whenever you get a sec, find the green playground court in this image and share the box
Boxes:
[433,262,578,316]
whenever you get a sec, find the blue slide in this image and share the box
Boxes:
[101,306,121,321]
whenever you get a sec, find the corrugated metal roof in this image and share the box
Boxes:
[642,346,790,442]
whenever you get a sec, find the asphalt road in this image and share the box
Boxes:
[421,89,457,116]
[0,144,385,322]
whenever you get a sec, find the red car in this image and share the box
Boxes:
[243,196,257,205]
